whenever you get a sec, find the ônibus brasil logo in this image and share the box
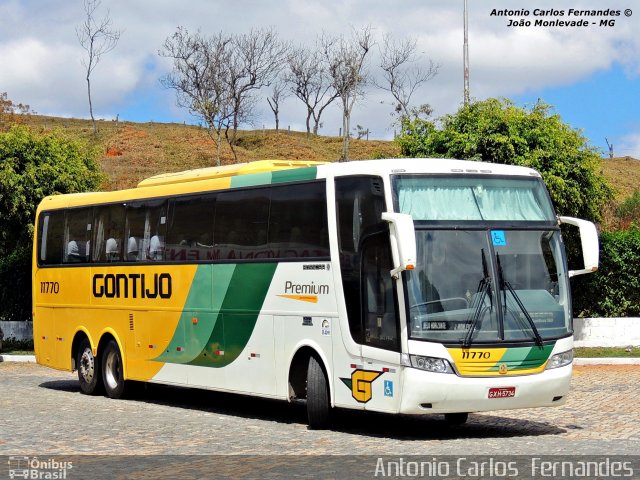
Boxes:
[7,456,73,479]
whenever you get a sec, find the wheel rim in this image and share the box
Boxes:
[104,350,120,390]
[79,348,95,383]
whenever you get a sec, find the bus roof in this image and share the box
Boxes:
[36,158,542,212]
[137,160,328,188]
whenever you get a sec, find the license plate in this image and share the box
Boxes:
[488,387,516,398]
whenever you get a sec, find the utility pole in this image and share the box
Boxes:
[463,0,470,105]
[605,138,614,159]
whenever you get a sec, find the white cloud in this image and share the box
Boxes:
[0,0,637,139]
[0,37,143,117]
[617,132,640,159]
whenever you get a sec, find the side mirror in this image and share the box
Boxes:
[558,216,599,277]
[381,212,416,279]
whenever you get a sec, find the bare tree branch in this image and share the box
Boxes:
[376,33,439,121]
[322,26,374,161]
[225,28,288,160]
[266,78,289,131]
[285,44,338,135]
[159,28,233,166]
[76,0,121,134]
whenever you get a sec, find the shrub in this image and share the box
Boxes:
[615,190,640,228]
[0,125,103,321]
[572,227,640,317]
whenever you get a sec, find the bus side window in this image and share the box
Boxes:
[125,200,167,262]
[214,188,269,259]
[361,232,400,351]
[92,204,125,263]
[64,208,92,264]
[335,176,386,345]
[269,181,329,258]
[39,212,65,265]
[166,194,215,261]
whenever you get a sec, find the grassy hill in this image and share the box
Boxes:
[24,115,400,191]
[20,116,640,204]
[600,156,640,201]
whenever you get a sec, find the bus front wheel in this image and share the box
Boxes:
[444,412,469,425]
[306,355,331,429]
[77,338,103,395]
[102,339,126,399]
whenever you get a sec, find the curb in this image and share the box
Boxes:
[1,355,639,365]
[0,354,36,363]
[574,357,640,366]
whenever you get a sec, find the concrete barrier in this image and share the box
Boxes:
[0,321,33,341]
[573,317,640,348]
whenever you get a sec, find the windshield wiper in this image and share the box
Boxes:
[496,253,544,347]
[463,249,492,348]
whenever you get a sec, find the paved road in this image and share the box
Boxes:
[0,363,638,457]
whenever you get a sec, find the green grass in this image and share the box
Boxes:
[0,338,34,355]
[574,347,640,358]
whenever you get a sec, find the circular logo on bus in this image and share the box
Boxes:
[499,363,508,375]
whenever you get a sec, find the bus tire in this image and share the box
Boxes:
[444,412,469,425]
[77,337,103,395]
[307,355,331,429]
[102,339,126,399]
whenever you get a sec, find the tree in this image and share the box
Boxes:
[396,98,612,223]
[322,26,374,161]
[160,27,287,163]
[0,92,32,131]
[0,125,103,321]
[285,45,338,136]
[225,28,288,160]
[376,33,439,121]
[160,28,233,166]
[76,0,121,134]
[266,78,289,131]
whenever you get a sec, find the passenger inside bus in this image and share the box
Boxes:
[105,237,119,262]
[67,240,81,262]
[149,234,164,260]
[127,236,139,260]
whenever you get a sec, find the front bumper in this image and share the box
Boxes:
[399,363,572,414]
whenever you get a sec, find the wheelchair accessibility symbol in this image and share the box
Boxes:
[384,380,394,397]
[491,230,507,246]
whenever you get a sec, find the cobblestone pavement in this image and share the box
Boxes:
[0,363,638,456]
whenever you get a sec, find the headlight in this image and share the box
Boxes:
[546,349,574,369]
[409,355,454,374]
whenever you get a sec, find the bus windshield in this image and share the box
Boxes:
[405,229,570,344]
[395,175,570,345]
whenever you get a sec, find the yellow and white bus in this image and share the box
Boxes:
[33,158,599,428]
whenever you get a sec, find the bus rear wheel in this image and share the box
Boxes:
[102,339,126,399]
[77,338,103,395]
[306,355,331,429]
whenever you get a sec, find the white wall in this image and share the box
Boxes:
[573,318,640,348]
[0,321,33,341]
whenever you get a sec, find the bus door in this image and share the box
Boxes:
[358,231,403,413]
[335,176,401,412]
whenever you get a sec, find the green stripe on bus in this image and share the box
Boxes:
[520,343,554,367]
[271,167,317,184]
[155,264,236,364]
[490,344,554,371]
[231,172,273,188]
[228,166,318,189]
[187,262,278,368]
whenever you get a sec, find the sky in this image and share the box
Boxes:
[1,0,639,159]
